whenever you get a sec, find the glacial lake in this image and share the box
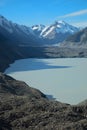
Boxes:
[5,58,87,105]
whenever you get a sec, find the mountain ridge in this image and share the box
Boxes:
[0,15,41,46]
[31,20,79,45]
[61,27,87,47]
[0,15,80,46]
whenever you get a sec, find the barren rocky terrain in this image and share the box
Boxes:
[0,73,87,130]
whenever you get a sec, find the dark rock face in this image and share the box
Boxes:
[0,41,46,72]
[0,30,46,72]
[0,73,87,130]
[0,16,41,46]
[61,27,87,47]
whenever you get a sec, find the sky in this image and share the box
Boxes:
[0,0,87,27]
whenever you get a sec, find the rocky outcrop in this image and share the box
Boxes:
[61,27,87,48]
[0,73,87,130]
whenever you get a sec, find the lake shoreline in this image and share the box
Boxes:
[5,58,87,105]
[1,46,87,73]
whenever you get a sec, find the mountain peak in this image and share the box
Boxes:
[0,15,9,22]
[0,15,5,19]
[0,15,80,45]
[40,20,79,39]
[32,24,45,31]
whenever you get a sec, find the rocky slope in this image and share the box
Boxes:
[0,15,45,72]
[0,23,45,72]
[43,46,87,58]
[0,38,47,72]
[0,33,21,72]
[0,73,87,130]
[61,27,87,47]
[0,15,41,46]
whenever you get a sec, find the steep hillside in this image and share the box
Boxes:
[0,15,83,46]
[0,73,87,130]
[0,40,46,72]
[0,32,22,72]
[0,15,41,46]
[61,27,87,47]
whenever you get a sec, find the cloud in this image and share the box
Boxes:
[58,9,87,18]
[71,21,87,27]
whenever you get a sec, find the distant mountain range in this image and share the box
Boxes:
[0,15,80,46]
[0,16,87,130]
[0,15,41,46]
[32,21,79,45]
[61,27,87,47]
[0,15,87,72]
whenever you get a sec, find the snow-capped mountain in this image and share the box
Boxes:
[41,21,78,37]
[0,15,41,46]
[0,15,35,35]
[39,21,79,45]
[32,24,45,36]
[0,15,80,46]
[31,20,79,45]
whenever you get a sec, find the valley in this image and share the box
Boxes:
[0,15,87,73]
[0,14,87,130]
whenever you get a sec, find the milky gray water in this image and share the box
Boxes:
[5,58,87,105]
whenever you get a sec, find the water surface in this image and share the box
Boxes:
[5,58,87,105]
